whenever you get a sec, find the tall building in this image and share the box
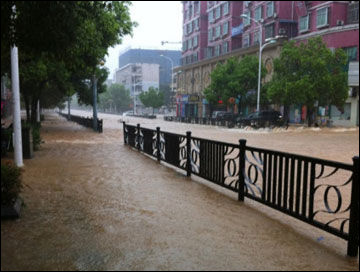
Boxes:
[177,1,359,126]
[114,63,160,113]
[118,49,181,88]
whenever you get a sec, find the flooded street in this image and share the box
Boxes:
[1,111,359,271]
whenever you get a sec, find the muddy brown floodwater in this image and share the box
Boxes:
[1,111,359,271]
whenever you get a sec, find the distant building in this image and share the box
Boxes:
[114,63,160,113]
[117,49,181,87]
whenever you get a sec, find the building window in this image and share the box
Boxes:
[222,21,229,36]
[223,2,229,16]
[188,39,192,50]
[209,10,214,23]
[183,41,188,52]
[253,31,260,45]
[347,2,359,24]
[316,7,329,28]
[299,14,309,32]
[188,5,193,19]
[343,47,358,62]
[266,1,274,18]
[265,23,274,39]
[215,6,221,20]
[215,44,221,56]
[206,47,213,58]
[215,25,221,39]
[194,18,199,30]
[244,11,251,26]
[243,34,250,48]
[255,6,262,21]
[208,28,213,42]
[223,41,229,54]
[194,1,200,14]
[193,35,198,48]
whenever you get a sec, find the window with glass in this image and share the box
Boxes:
[253,31,260,45]
[215,44,221,56]
[223,41,228,53]
[343,47,358,62]
[188,39,192,49]
[215,25,221,39]
[208,28,213,42]
[347,2,359,24]
[194,18,199,30]
[188,5,193,19]
[223,2,229,16]
[266,1,274,17]
[244,11,251,26]
[194,1,200,14]
[209,10,214,23]
[215,6,221,19]
[243,34,250,48]
[193,35,198,48]
[222,21,229,36]
[316,7,329,28]
[183,41,188,52]
[265,23,274,39]
[299,15,309,32]
[255,6,262,21]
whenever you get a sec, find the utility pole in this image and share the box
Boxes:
[10,4,23,167]
[11,45,23,167]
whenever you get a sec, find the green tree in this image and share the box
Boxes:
[1,1,136,123]
[99,84,131,113]
[204,56,266,109]
[139,87,164,114]
[266,37,348,126]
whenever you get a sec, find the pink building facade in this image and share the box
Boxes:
[179,1,359,124]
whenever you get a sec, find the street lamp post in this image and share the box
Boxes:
[240,14,277,112]
[160,54,174,111]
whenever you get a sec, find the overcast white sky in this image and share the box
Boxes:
[104,1,183,80]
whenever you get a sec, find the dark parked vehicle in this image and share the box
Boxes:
[237,110,285,128]
[212,111,239,122]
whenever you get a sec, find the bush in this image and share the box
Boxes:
[31,122,42,151]
[1,162,23,206]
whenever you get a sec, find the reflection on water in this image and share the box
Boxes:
[1,112,358,271]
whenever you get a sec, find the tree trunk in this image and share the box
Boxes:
[30,98,38,124]
[307,107,314,127]
[24,94,30,122]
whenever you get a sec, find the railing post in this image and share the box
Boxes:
[123,121,126,144]
[347,156,359,257]
[156,127,161,162]
[137,123,141,151]
[238,139,246,202]
[186,131,192,177]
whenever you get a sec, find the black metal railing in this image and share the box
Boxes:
[123,122,359,257]
[58,112,103,133]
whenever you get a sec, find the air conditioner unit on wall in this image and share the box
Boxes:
[273,12,278,18]
[337,20,344,26]
[278,28,286,35]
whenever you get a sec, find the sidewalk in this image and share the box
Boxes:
[1,113,358,271]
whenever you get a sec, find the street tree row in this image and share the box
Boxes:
[1,1,137,123]
[204,37,349,126]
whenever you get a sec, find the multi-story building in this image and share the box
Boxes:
[114,63,160,113]
[292,1,359,126]
[118,49,181,88]
[176,1,359,126]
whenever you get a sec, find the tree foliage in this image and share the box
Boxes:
[204,56,267,106]
[266,37,348,124]
[1,1,136,123]
[139,87,164,113]
[99,84,132,113]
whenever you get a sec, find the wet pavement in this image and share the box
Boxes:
[1,111,359,271]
